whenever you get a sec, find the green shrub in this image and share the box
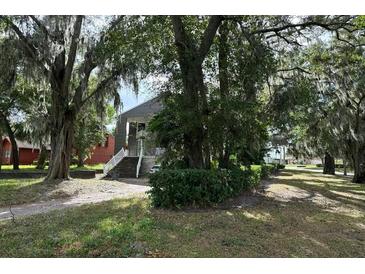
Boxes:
[149,169,228,208]
[148,165,275,208]
[252,164,277,179]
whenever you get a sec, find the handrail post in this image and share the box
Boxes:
[136,139,144,178]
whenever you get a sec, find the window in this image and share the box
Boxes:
[3,150,11,158]
[137,123,146,132]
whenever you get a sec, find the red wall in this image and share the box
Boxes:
[1,139,40,165]
[1,135,115,166]
[85,135,115,164]
[19,148,40,165]
[1,139,12,164]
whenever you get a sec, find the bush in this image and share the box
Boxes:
[251,164,278,179]
[276,163,286,170]
[148,165,276,208]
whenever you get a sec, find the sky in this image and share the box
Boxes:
[106,80,156,131]
[118,80,156,113]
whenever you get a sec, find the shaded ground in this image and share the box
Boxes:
[286,164,354,176]
[0,169,364,257]
[0,175,150,220]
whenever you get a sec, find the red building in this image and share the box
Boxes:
[1,134,115,165]
[1,137,42,165]
[84,135,115,164]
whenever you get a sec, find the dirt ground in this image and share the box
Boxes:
[1,169,364,226]
[0,175,150,220]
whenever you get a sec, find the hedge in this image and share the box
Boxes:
[148,164,279,208]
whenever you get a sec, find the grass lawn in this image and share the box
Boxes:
[286,164,354,173]
[0,178,50,207]
[0,164,104,207]
[0,169,364,257]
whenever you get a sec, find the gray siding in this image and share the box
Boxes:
[114,97,163,154]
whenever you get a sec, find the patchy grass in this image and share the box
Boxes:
[0,178,51,207]
[286,164,354,173]
[1,169,364,257]
[1,165,44,171]
[70,164,104,171]
[0,163,104,206]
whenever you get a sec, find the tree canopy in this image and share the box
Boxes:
[1,15,364,183]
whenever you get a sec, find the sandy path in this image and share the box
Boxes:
[0,176,150,221]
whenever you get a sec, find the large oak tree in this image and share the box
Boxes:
[0,16,139,179]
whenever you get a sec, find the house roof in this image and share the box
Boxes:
[118,96,163,119]
[2,137,50,150]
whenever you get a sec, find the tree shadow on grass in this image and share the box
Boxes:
[0,178,68,207]
[1,193,364,257]
[1,169,365,257]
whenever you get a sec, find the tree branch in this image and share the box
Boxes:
[277,67,312,74]
[251,17,355,35]
[198,15,223,61]
[171,16,192,52]
[70,16,125,110]
[64,16,83,90]
[29,15,53,40]
[80,71,120,108]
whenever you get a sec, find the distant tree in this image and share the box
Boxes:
[74,103,116,167]
[22,83,51,169]
[0,38,39,169]
[308,40,365,183]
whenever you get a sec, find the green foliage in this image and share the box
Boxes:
[354,15,365,28]
[73,102,115,165]
[0,37,42,168]
[148,95,186,167]
[148,164,277,208]
[147,17,278,168]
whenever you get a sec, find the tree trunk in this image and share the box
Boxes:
[351,146,365,184]
[0,135,2,171]
[36,144,48,169]
[171,16,222,169]
[218,151,230,169]
[350,106,365,183]
[77,149,84,167]
[46,113,75,180]
[353,163,365,184]
[343,158,347,176]
[2,116,19,170]
[217,21,230,170]
[323,152,335,175]
[179,61,206,169]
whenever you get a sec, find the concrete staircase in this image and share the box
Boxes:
[107,156,139,178]
[140,157,157,176]
[107,156,156,178]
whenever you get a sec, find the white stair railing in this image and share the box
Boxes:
[136,141,144,178]
[103,148,128,176]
